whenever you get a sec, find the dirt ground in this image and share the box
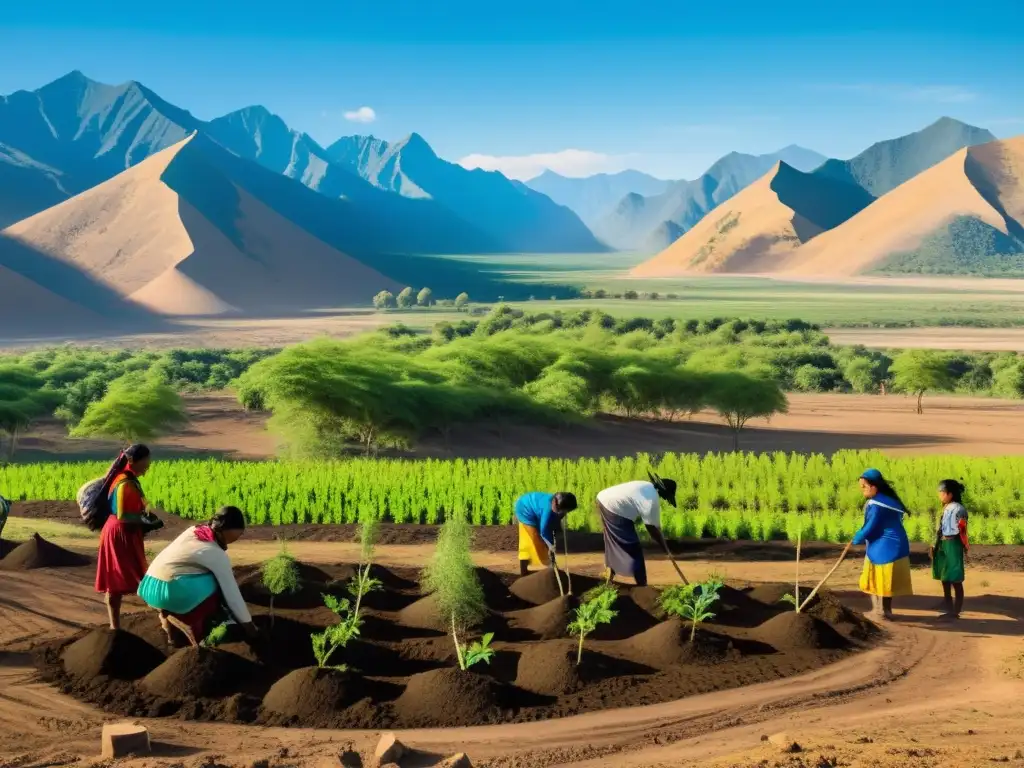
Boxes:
[1,533,1023,768]
[826,327,1024,351]
[13,391,1024,462]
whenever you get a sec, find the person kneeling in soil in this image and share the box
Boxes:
[138,506,257,647]
[597,472,676,587]
[514,491,578,576]
[931,479,969,620]
[853,468,913,621]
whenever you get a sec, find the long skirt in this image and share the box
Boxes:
[518,523,550,567]
[598,502,646,585]
[95,516,147,595]
[165,592,224,641]
[932,538,966,583]
[859,556,913,597]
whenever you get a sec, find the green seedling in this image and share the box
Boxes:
[261,540,302,626]
[422,511,487,671]
[568,585,619,665]
[661,578,722,642]
[201,621,230,648]
[310,593,359,670]
[462,632,496,668]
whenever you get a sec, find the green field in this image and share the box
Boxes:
[5,451,1023,544]
[380,253,1024,329]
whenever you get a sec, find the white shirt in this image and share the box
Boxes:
[146,527,252,624]
[939,502,967,537]
[597,481,661,528]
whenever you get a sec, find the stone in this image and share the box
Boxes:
[440,754,473,768]
[374,732,405,765]
[101,722,151,759]
[767,732,802,753]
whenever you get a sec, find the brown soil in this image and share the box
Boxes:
[0,533,91,570]
[61,628,165,681]
[262,666,362,724]
[33,558,872,731]
[394,667,505,728]
[510,567,580,605]
[755,611,848,650]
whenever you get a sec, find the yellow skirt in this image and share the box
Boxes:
[859,556,913,597]
[518,523,549,567]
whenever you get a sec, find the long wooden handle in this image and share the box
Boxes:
[799,541,852,612]
[661,541,689,585]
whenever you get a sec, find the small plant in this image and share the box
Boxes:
[201,621,230,648]
[779,592,799,609]
[261,540,302,626]
[348,510,383,616]
[661,579,722,642]
[422,511,487,671]
[310,593,359,670]
[463,632,496,668]
[568,585,619,665]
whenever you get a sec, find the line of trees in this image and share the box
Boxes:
[372,287,470,311]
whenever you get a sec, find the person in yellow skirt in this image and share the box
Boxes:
[513,492,578,576]
[852,468,913,621]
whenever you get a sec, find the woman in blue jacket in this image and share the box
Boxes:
[852,468,913,621]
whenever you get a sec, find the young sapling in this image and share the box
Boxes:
[310,593,360,670]
[660,579,722,642]
[348,510,383,616]
[201,621,230,648]
[261,539,302,626]
[422,510,487,671]
[463,632,496,668]
[567,584,619,665]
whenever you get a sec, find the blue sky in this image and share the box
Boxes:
[1,0,1022,180]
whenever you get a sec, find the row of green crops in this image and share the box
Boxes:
[4,450,1024,544]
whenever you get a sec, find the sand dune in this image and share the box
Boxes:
[784,136,1024,276]
[631,162,873,276]
[1,135,399,316]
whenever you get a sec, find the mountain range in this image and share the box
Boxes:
[632,132,1024,278]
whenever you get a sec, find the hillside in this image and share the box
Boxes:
[1,135,400,316]
[813,117,995,197]
[631,162,874,275]
[325,133,607,252]
[784,136,1024,277]
[525,169,673,227]
[594,146,826,251]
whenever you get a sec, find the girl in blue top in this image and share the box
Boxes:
[852,468,913,621]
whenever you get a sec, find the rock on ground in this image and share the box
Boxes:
[101,722,151,759]
[374,732,405,765]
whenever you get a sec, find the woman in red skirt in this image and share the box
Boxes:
[95,444,153,630]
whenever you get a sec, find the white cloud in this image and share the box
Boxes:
[343,106,377,124]
[457,149,631,180]
[821,83,978,104]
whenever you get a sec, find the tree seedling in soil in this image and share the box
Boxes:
[422,510,487,671]
[261,540,302,626]
[310,593,359,671]
[660,579,722,642]
[202,621,230,648]
[462,632,496,668]
[568,584,619,665]
[349,510,383,616]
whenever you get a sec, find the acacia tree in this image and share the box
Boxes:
[890,350,953,414]
[706,372,788,450]
[373,290,396,310]
[454,292,470,310]
[397,287,416,309]
[70,373,187,444]
[0,365,58,463]
[417,287,434,307]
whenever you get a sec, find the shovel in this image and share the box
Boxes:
[561,519,573,595]
[799,541,852,612]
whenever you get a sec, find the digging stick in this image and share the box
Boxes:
[799,541,852,612]
[660,540,689,585]
[550,547,565,597]
[561,520,573,595]
[795,527,802,613]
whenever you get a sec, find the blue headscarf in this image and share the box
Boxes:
[861,468,883,483]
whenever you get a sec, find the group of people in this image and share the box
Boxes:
[515,467,970,621]
[80,446,968,647]
[89,444,256,646]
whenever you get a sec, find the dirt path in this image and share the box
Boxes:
[2,540,1023,767]
[828,326,1024,351]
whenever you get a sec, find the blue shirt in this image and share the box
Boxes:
[851,494,911,565]
[514,492,557,547]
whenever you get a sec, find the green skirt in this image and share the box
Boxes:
[932,538,965,583]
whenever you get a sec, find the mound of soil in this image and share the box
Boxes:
[713,585,782,628]
[629,586,666,619]
[397,594,447,631]
[0,533,90,570]
[394,667,503,727]
[749,583,806,607]
[806,591,879,641]
[755,611,849,651]
[0,538,20,558]
[621,618,733,669]
[510,568,571,606]
[141,647,250,699]
[236,561,339,609]
[262,666,360,723]
[62,629,165,681]
[514,639,582,695]
[507,595,577,640]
